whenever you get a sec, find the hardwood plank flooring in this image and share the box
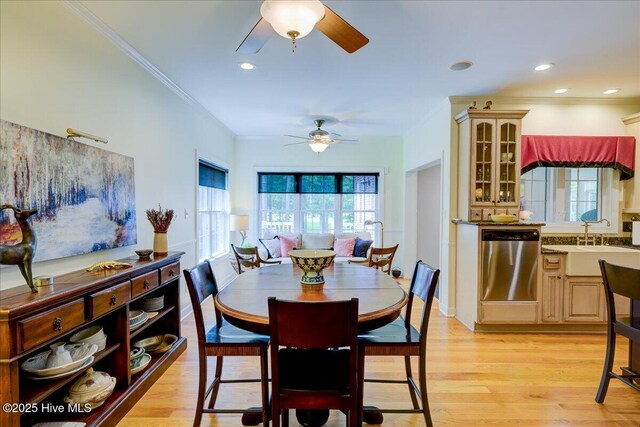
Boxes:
[120,280,640,426]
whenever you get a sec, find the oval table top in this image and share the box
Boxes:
[215,263,408,335]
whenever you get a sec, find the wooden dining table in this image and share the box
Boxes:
[214,262,408,426]
[215,262,408,335]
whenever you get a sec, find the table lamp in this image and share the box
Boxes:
[230,214,249,246]
[364,219,384,247]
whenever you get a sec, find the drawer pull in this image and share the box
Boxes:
[144,280,150,290]
[53,317,62,331]
[169,269,175,277]
[547,259,560,265]
[110,294,117,305]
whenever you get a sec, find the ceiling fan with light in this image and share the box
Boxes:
[237,0,369,54]
[284,119,359,153]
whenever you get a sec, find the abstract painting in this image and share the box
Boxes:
[0,120,136,262]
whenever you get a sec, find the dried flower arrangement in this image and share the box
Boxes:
[145,204,174,233]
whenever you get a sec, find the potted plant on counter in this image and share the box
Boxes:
[146,205,174,255]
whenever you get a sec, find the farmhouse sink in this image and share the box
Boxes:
[542,245,640,275]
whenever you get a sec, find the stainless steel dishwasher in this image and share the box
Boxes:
[481,229,539,301]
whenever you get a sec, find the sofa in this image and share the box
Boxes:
[258,232,373,264]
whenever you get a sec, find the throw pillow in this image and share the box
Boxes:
[334,237,357,257]
[353,237,373,257]
[279,234,298,257]
[259,237,281,259]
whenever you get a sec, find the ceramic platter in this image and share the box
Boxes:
[27,356,94,380]
[21,343,98,378]
[133,334,178,355]
[130,353,152,375]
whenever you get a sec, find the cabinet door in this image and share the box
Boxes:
[541,272,563,322]
[563,277,606,322]
[495,119,521,208]
[471,119,496,206]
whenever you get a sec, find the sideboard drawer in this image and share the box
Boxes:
[131,270,160,298]
[88,281,131,319]
[160,262,180,284]
[17,299,85,352]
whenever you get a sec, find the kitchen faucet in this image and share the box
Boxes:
[577,218,610,246]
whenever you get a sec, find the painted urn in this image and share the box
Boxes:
[289,249,336,288]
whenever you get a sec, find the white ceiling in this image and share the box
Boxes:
[78,0,640,138]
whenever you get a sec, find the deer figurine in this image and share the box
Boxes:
[0,205,38,293]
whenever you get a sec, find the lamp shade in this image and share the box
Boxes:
[230,214,249,231]
[309,142,329,153]
[260,0,325,39]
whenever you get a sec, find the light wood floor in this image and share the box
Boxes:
[120,281,640,426]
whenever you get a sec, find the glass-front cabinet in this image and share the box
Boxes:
[456,109,529,221]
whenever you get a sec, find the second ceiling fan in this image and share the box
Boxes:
[285,119,359,153]
[237,0,369,54]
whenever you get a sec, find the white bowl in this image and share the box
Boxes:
[70,326,105,345]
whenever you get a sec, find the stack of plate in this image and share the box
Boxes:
[21,343,98,380]
[129,310,149,331]
[142,295,164,312]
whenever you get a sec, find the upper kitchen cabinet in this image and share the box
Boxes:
[456,109,529,221]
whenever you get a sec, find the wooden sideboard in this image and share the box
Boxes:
[0,252,186,427]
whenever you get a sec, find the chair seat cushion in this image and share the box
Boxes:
[206,319,269,345]
[358,316,421,345]
[278,348,350,392]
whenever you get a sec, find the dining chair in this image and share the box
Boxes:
[268,297,362,427]
[184,261,270,427]
[595,259,640,402]
[231,244,281,274]
[358,260,439,427]
[348,244,399,275]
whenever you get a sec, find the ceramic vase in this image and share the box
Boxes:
[153,232,168,255]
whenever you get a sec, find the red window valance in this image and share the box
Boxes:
[521,135,636,180]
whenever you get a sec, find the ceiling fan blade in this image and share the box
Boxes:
[333,138,359,143]
[316,5,369,54]
[236,18,273,54]
[284,141,310,146]
[284,134,310,140]
[329,132,343,137]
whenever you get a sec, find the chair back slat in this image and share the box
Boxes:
[231,244,261,273]
[183,261,222,338]
[369,244,399,274]
[268,298,359,349]
[599,259,640,301]
[404,261,440,339]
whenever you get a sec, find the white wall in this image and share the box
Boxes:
[402,98,453,315]
[0,2,236,308]
[233,136,405,269]
[417,163,441,268]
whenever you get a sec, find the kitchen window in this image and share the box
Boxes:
[258,173,379,236]
[197,160,229,261]
[521,167,617,231]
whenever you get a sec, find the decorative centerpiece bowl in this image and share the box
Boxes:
[289,249,336,288]
[491,213,518,223]
[135,249,153,259]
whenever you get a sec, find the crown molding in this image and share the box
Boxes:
[622,112,640,125]
[449,95,640,106]
[61,1,228,128]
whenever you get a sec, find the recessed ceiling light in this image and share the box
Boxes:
[239,62,255,70]
[450,61,473,71]
[554,88,568,94]
[534,63,554,71]
[603,88,619,95]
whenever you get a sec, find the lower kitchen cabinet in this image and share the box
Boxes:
[563,277,606,322]
[541,271,563,322]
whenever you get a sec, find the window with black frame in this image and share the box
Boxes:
[257,173,379,235]
[198,160,229,261]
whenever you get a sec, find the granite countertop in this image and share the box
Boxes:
[452,219,546,226]
[541,245,640,254]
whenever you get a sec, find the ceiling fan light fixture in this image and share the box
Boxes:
[309,141,329,153]
[260,0,325,40]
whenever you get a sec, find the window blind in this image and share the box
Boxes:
[258,173,378,194]
[199,160,228,190]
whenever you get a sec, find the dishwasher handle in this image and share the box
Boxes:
[482,229,539,242]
